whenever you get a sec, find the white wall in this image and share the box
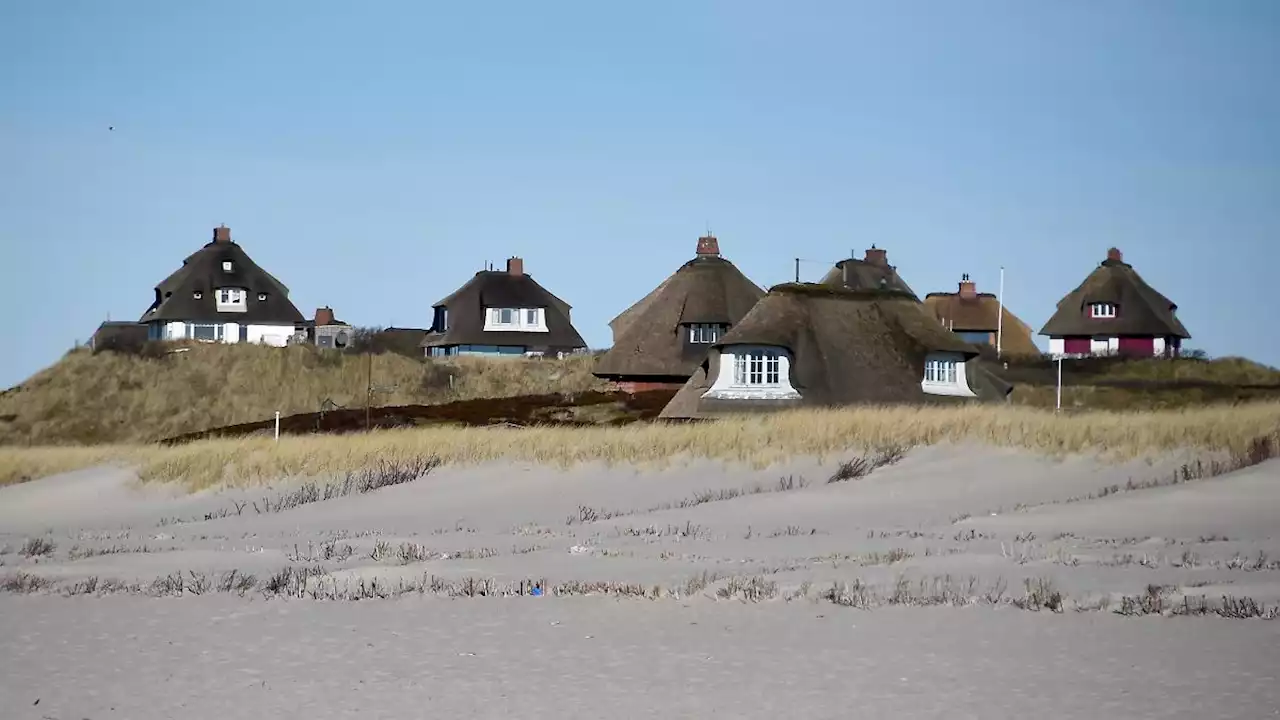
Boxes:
[150,321,292,347]
[920,351,977,398]
[243,324,292,347]
[701,344,801,401]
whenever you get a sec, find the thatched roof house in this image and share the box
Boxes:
[660,283,1011,419]
[820,245,917,297]
[1040,248,1190,358]
[421,257,587,358]
[924,273,1040,357]
[593,234,766,391]
[140,225,304,346]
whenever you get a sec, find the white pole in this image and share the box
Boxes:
[274,411,281,442]
[1055,357,1062,412]
[996,265,1005,358]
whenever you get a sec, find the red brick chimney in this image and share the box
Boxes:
[506,256,524,276]
[864,244,887,267]
[696,234,720,257]
[213,225,231,243]
[958,273,977,299]
[315,307,335,326]
[1106,247,1123,263]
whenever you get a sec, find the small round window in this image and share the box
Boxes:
[258,293,268,301]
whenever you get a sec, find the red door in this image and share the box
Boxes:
[1118,336,1154,357]
[1063,337,1091,355]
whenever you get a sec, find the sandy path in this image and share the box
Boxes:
[2,596,1277,720]
[2,445,1279,717]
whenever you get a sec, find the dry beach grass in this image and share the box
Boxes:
[2,400,1278,488]
[0,344,609,445]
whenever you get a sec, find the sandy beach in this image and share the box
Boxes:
[3,444,1278,718]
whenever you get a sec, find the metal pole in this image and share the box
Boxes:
[794,258,799,283]
[274,411,280,442]
[366,351,373,430]
[1056,356,1063,412]
[997,265,1005,358]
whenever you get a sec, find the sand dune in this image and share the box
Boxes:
[2,445,1278,718]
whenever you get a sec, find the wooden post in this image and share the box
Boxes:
[1056,356,1063,412]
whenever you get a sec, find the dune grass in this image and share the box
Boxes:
[2,401,1277,490]
[0,344,609,445]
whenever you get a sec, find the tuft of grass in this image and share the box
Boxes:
[828,444,908,483]
[19,537,56,558]
[4,402,1280,489]
[251,456,440,514]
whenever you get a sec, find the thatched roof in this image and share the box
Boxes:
[924,274,1040,356]
[593,235,766,380]
[421,257,587,351]
[819,245,917,297]
[660,282,1011,418]
[141,226,304,325]
[1040,248,1190,338]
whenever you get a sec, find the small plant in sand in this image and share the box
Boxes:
[19,537,56,558]
[827,444,908,483]
[253,455,441,514]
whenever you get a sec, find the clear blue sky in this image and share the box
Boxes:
[2,0,1276,388]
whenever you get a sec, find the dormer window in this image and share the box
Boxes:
[484,306,547,332]
[1089,303,1117,318]
[689,323,725,344]
[921,352,977,398]
[216,287,247,312]
[924,357,958,384]
[222,261,234,273]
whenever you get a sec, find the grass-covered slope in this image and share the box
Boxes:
[0,343,609,445]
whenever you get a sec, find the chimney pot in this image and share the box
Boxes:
[1106,247,1123,263]
[695,234,720,256]
[506,256,524,276]
[315,307,335,326]
[213,225,231,243]
[864,246,887,267]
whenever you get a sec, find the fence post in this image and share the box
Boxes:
[275,411,281,442]
[1055,357,1063,412]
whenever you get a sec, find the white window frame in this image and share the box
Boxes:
[733,349,781,386]
[222,260,234,273]
[1090,303,1117,318]
[688,323,723,344]
[216,287,247,312]
[483,306,548,332]
[923,357,957,384]
[187,322,224,342]
[921,352,976,397]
